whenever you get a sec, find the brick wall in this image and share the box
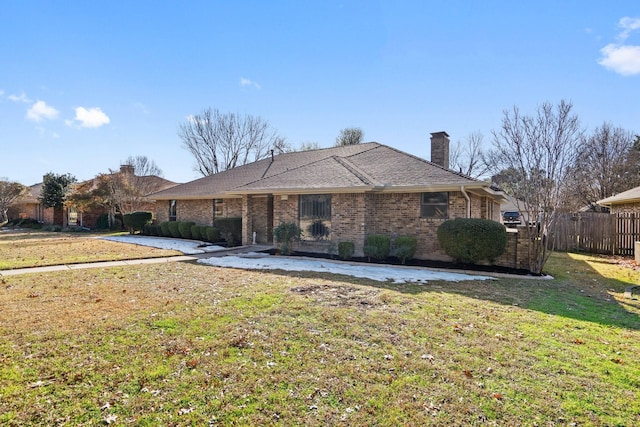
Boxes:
[610,203,640,214]
[332,193,367,255]
[242,195,272,244]
[492,227,533,271]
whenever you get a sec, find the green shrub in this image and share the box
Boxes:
[42,224,62,232]
[364,234,391,261]
[437,218,508,264]
[205,227,221,243]
[338,241,355,260]
[123,211,153,234]
[178,221,196,239]
[392,235,417,264]
[160,221,171,237]
[215,217,242,246]
[95,214,110,230]
[168,221,181,238]
[273,222,301,255]
[190,225,203,240]
[144,224,160,236]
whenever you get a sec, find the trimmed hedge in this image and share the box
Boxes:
[144,224,160,236]
[205,226,221,243]
[178,221,196,239]
[123,211,153,234]
[437,218,508,264]
[167,221,181,238]
[190,225,202,240]
[338,241,355,260]
[159,221,171,237]
[215,217,242,246]
[392,235,417,264]
[364,234,391,261]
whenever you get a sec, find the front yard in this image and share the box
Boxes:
[0,231,639,425]
[0,230,180,270]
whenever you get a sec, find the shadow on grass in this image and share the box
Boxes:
[201,252,640,331]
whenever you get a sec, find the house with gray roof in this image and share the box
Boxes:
[150,132,505,261]
[597,186,640,214]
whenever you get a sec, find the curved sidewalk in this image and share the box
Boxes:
[0,245,272,277]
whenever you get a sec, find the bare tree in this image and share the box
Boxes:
[179,108,284,176]
[335,127,364,146]
[490,100,582,274]
[298,141,321,151]
[563,123,640,211]
[0,178,28,224]
[449,132,490,178]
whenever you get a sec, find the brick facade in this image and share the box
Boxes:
[610,203,640,215]
[155,197,243,226]
[243,195,273,245]
[162,190,525,269]
[268,191,504,262]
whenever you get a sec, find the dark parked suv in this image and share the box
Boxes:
[502,211,522,226]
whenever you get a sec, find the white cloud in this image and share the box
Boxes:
[9,92,32,103]
[69,106,110,128]
[619,17,640,40]
[599,44,640,75]
[240,77,261,90]
[599,16,640,76]
[26,100,59,122]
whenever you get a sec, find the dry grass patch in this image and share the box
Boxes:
[0,252,639,425]
[0,230,180,270]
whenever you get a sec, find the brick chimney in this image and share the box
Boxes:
[120,164,135,175]
[430,131,450,169]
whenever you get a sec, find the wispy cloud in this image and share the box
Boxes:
[9,92,32,103]
[26,100,59,122]
[240,77,261,90]
[67,106,111,128]
[599,16,640,76]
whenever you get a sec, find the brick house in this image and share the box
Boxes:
[151,132,512,262]
[7,182,53,224]
[597,186,640,214]
[9,165,178,228]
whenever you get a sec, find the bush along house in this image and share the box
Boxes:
[149,132,546,271]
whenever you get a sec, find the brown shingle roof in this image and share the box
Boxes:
[150,142,496,199]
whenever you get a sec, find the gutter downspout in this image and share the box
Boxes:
[461,186,471,218]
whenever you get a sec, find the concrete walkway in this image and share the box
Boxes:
[0,245,272,277]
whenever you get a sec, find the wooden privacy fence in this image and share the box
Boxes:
[550,212,640,256]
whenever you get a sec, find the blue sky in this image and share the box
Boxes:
[1,1,639,186]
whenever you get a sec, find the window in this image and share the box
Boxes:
[421,192,448,219]
[68,206,78,226]
[299,194,331,240]
[214,199,224,218]
[169,200,177,221]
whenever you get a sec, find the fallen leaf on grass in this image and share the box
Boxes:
[463,369,474,378]
[492,393,503,400]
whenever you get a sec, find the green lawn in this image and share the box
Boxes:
[0,239,638,425]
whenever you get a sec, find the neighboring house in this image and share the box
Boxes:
[597,186,640,214]
[7,182,53,223]
[8,165,178,228]
[151,132,505,261]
